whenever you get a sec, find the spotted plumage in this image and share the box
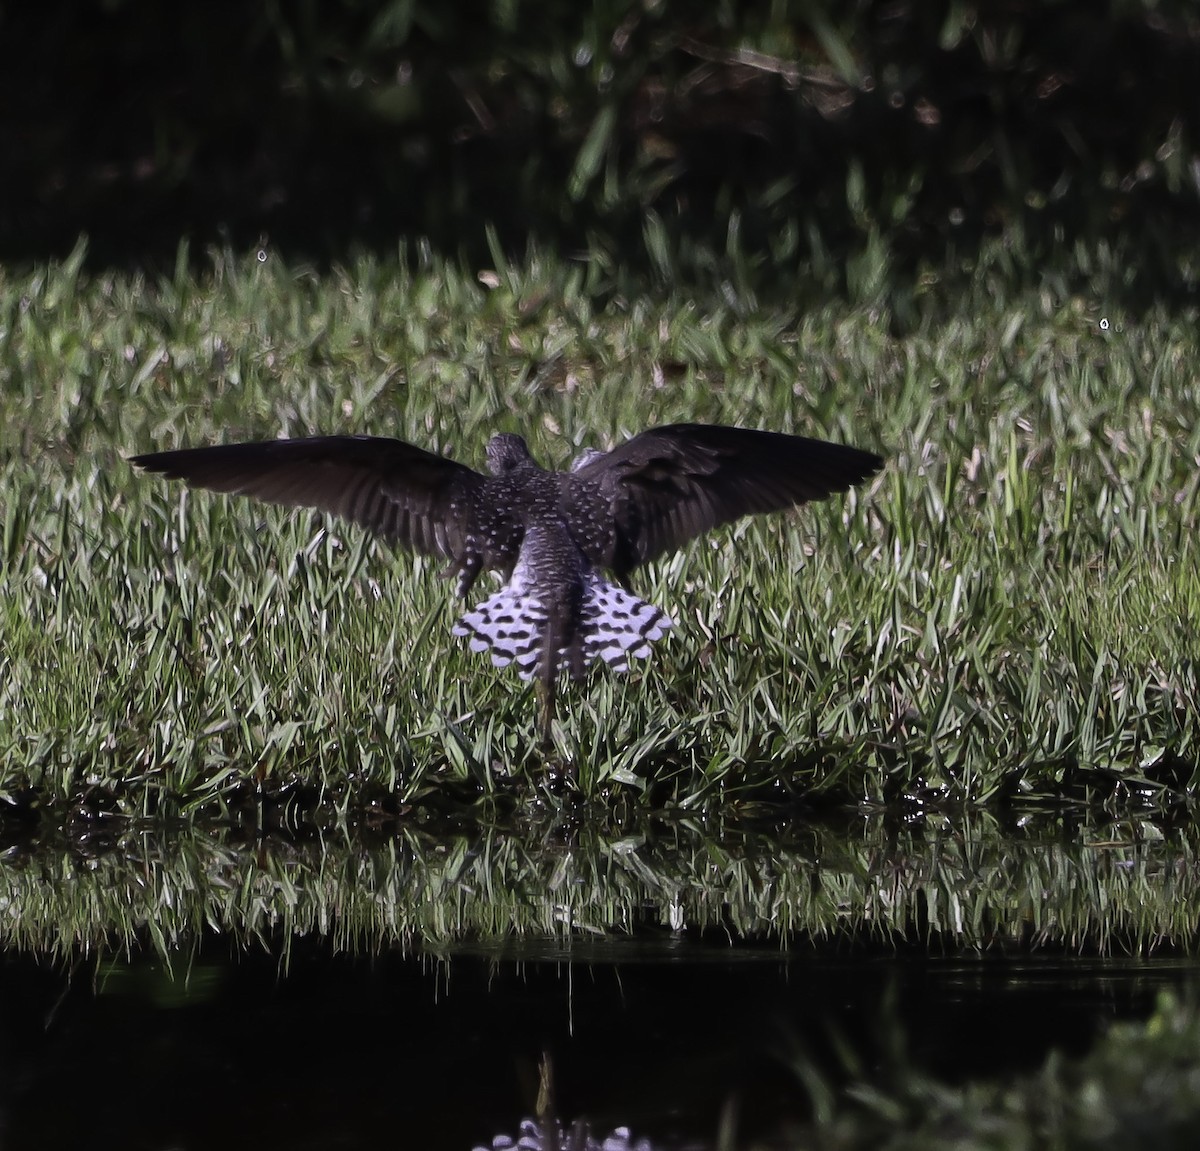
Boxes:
[132,424,882,731]
[452,525,672,682]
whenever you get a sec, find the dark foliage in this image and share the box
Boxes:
[3,0,1199,299]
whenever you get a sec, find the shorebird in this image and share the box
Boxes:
[133,425,882,734]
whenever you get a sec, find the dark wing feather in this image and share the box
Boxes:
[567,423,883,573]
[131,435,484,559]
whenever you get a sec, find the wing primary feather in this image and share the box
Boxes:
[131,435,485,562]
[567,424,882,570]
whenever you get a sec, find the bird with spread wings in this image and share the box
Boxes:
[134,424,882,735]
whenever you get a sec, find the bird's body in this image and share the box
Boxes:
[133,424,882,731]
[442,440,674,700]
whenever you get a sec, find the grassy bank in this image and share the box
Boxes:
[1,240,1198,817]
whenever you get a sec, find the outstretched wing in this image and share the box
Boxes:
[131,435,484,559]
[565,423,883,574]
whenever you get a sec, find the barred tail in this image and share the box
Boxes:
[452,573,672,683]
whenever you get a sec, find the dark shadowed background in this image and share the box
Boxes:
[3,0,1198,304]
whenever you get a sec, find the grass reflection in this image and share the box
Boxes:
[1,811,1197,960]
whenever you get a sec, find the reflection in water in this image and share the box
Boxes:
[472,1051,661,1151]
[0,940,1193,1150]
[474,1118,654,1151]
[0,812,1197,1147]
[0,811,1197,957]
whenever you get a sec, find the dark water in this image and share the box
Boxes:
[0,937,1193,1151]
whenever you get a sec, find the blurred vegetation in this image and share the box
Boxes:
[774,989,1200,1151]
[3,0,1199,304]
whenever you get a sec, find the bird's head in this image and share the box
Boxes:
[485,433,533,475]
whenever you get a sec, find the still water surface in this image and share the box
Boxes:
[1,939,1194,1149]
[1,813,1196,1148]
